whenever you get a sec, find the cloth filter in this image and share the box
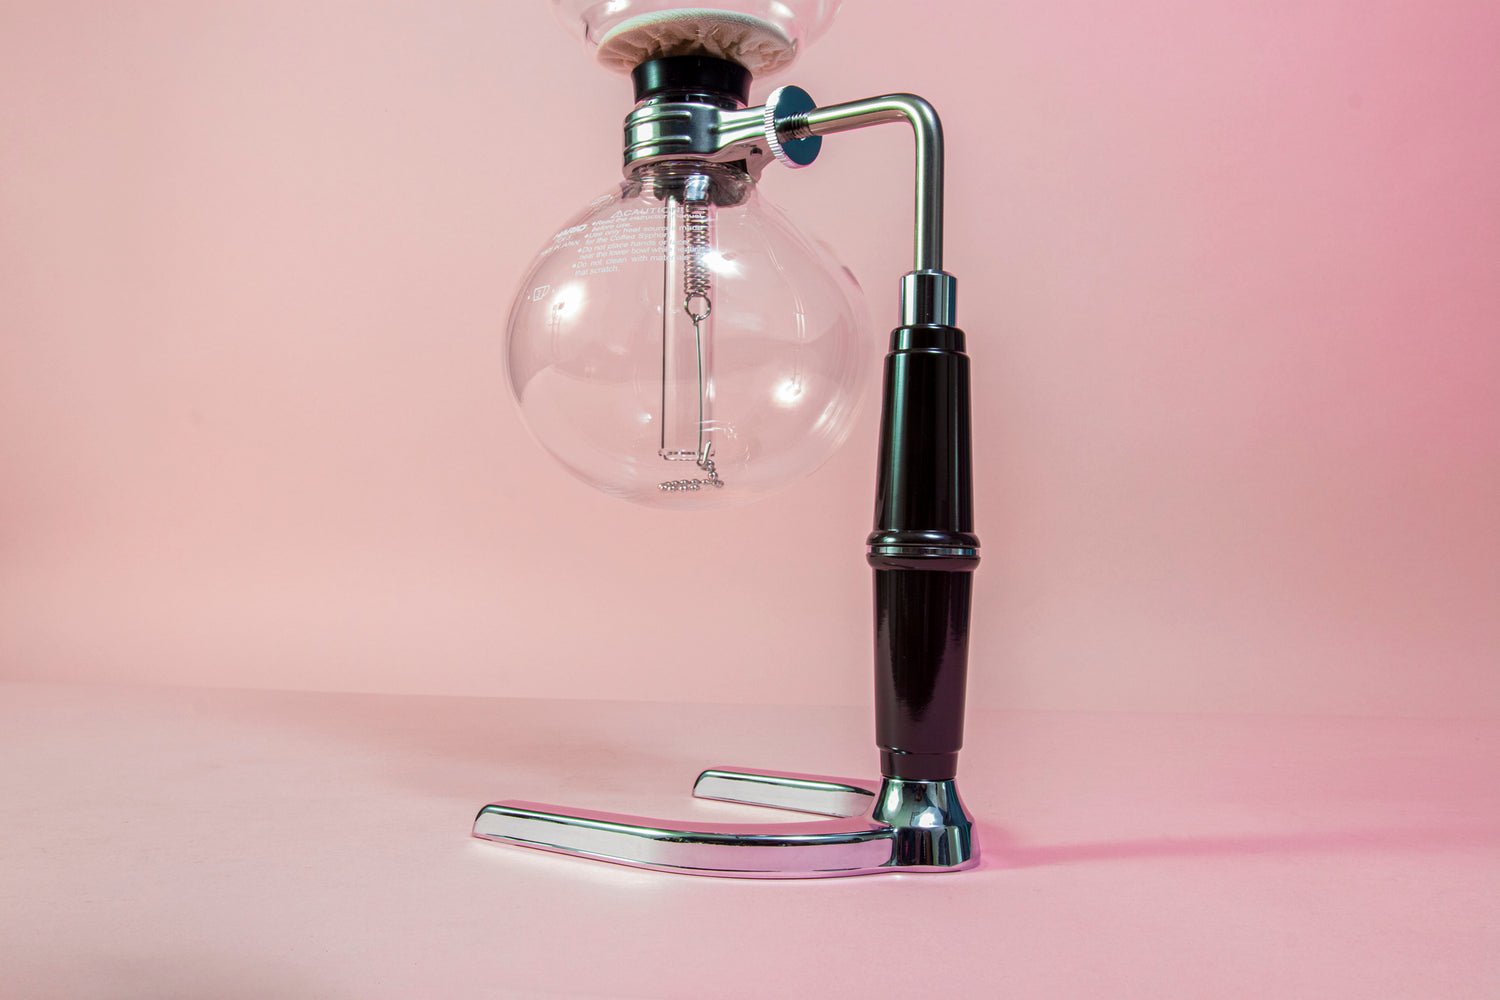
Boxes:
[596,8,797,77]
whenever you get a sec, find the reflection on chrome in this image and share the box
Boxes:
[473,767,978,878]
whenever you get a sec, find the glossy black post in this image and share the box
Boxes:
[867,324,979,781]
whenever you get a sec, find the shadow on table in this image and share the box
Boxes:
[988,823,1500,868]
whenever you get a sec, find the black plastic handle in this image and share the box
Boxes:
[866,324,979,781]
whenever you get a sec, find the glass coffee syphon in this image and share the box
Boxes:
[476,0,982,877]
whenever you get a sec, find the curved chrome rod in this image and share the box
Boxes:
[628,89,955,324]
[473,767,978,879]
[778,94,944,274]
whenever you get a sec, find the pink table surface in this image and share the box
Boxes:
[1,680,1496,998]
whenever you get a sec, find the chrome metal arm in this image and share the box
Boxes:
[473,768,977,878]
[777,95,955,327]
[623,88,956,326]
[778,95,944,275]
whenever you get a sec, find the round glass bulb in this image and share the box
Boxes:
[507,161,870,509]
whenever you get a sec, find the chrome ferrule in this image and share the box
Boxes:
[900,269,958,327]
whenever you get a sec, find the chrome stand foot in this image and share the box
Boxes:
[472,767,978,878]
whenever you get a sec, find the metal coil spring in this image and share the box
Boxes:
[682,199,713,323]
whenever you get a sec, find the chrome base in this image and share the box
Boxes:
[473,768,978,878]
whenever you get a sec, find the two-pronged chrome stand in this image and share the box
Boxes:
[476,56,981,878]
[475,769,976,878]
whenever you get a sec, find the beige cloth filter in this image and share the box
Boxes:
[596,8,797,76]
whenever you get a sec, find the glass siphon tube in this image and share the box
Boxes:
[657,173,721,490]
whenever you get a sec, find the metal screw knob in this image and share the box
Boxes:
[762,85,821,168]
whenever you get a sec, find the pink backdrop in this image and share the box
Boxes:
[2,0,1496,717]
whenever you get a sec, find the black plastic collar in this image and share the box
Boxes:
[631,55,751,109]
